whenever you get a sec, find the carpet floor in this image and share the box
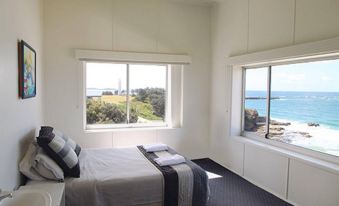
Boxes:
[192,158,293,206]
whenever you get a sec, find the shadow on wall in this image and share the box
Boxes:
[17,128,37,186]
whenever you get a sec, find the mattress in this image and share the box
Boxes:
[32,146,209,206]
[65,147,164,206]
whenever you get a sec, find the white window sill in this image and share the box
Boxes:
[84,125,179,133]
[231,135,339,176]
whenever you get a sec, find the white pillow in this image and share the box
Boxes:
[33,148,64,181]
[19,141,45,181]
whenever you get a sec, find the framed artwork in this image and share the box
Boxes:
[19,40,36,99]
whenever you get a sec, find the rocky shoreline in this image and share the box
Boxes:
[245,109,317,142]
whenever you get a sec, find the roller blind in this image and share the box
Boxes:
[75,49,191,65]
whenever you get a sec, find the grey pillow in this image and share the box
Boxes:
[54,129,81,156]
[33,148,64,181]
[40,126,81,156]
[37,127,80,177]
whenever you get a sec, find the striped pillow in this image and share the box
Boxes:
[41,126,81,156]
[37,127,80,177]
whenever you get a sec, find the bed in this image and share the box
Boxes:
[63,146,209,206]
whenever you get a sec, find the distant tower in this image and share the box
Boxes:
[118,78,122,95]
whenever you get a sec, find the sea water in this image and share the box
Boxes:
[245,91,339,156]
[246,91,339,129]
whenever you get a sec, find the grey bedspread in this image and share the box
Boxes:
[65,147,163,206]
[65,147,209,206]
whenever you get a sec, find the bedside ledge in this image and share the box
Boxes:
[20,181,65,206]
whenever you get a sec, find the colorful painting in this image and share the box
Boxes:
[19,40,36,99]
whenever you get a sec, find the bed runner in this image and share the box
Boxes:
[137,146,208,206]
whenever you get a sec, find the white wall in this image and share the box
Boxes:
[43,0,211,159]
[0,0,44,190]
[2,0,338,202]
[210,0,339,205]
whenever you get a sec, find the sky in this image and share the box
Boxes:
[246,59,339,92]
[86,63,166,90]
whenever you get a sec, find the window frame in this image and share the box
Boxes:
[241,66,273,138]
[240,56,339,162]
[83,61,171,130]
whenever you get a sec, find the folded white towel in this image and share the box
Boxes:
[154,154,186,166]
[143,143,168,152]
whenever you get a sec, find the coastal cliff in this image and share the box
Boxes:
[244,109,313,140]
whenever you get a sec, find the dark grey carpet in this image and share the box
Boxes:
[192,158,293,206]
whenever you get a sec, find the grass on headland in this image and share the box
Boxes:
[99,95,162,121]
[130,100,163,121]
[100,95,131,104]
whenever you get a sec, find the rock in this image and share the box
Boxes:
[257,116,266,123]
[269,125,285,131]
[244,122,256,131]
[244,109,258,131]
[298,132,312,138]
[255,124,266,134]
[244,109,291,136]
[308,122,320,127]
[267,125,285,136]
[269,130,284,136]
[270,120,291,126]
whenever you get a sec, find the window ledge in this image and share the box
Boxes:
[84,126,180,133]
[231,135,339,176]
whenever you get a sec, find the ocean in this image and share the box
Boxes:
[87,88,116,96]
[245,91,339,130]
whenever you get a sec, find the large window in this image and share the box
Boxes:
[243,59,339,157]
[86,62,168,129]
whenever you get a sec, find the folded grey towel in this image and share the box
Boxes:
[143,143,168,152]
[154,154,186,166]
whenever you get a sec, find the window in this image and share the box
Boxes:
[243,59,339,157]
[86,62,169,129]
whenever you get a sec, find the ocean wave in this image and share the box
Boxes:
[269,119,339,156]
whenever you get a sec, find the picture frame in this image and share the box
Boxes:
[19,40,36,99]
